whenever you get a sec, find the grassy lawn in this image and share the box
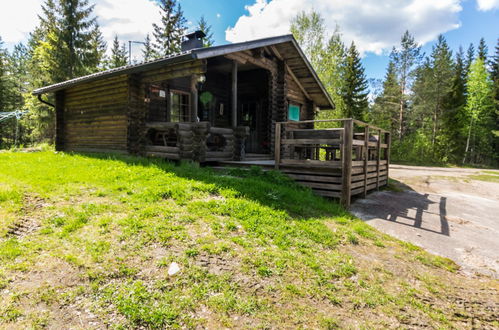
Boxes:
[0,151,497,328]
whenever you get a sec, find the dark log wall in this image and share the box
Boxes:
[128,74,146,154]
[55,91,65,151]
[62,74,129,153]
[199,70,230,127]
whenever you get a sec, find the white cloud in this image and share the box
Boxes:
[0,0,41,45]
[226,0,463,55]
[216,13,221,19]
[476,0,499,10]
[95,0,161,54]
[0,0,161,61]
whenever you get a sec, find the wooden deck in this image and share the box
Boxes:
[145,118,390,207]
[220,118,390,208]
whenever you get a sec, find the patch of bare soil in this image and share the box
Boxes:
[7,195,47,238]
[341,243,499,328]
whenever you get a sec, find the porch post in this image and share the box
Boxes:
[231,61,238,127]
[190,75,198,122]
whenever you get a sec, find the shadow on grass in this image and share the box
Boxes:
[74,152,349,221]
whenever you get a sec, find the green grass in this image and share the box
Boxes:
[0,151,496,328]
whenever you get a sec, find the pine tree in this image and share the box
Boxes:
[142,34,155,62]
[443,47,467,161]
[478,37,488,62]
[489,38,499,161]
[25,0,105,143]
[197,16,214,47]
[0,36,8,111]
[372,61,400,132]
[87,24,107,72]
[152,0,187,56]
[55,0,101,80]
[465,43,475,74]
[108,35,128,68]
[9,43,30,109]
[390,31,422,140]
[341,42,368,120]
[429,35,454,149]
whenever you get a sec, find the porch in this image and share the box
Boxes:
[144,118,390,207]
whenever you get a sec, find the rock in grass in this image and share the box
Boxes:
[168,262,181,276]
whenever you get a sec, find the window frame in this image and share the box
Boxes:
[288,102,301,122]
[169,89,191,122]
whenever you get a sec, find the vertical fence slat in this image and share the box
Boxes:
[363,125,369,197]
[274,122,281,169]
[376,129,381,190]
[385,132,391,185]
[341,119,353,207]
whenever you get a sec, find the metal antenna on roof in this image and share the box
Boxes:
[128,41,147,65]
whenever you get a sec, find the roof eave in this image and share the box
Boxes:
[32,53,196,95]
[288,38,335,110]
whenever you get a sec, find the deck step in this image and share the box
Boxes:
[243,153,273,160]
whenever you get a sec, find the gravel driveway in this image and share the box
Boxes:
[351,165,499,278]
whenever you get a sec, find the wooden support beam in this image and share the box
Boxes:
[231,61,238,128]
[385,132,391,186]
[363,126,369,198]
[271,44,311,100]
[341,119,353,208]
[191,75,198,122]
[275,122,281,169]
[376,129,381,190]
[269,45,284,61]
[286,65,311,100]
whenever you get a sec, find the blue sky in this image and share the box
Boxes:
[180,0,499,80]
[1,0,498,81]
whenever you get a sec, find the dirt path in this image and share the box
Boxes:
[351,165,499,278]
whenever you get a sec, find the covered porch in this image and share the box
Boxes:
[142,53,277,162]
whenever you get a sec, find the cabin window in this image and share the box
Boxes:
[288,103,301,121]
[146,84,168,121]
[170,90,190,122]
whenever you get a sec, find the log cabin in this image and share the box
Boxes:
[33,32,390,207]
[33,32,333,161]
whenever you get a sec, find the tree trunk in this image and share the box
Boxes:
[463,116,473,164]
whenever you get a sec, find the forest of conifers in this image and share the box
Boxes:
[0,0,497,166]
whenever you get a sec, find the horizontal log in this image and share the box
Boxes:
[298,181,342,191]
[65,83,128,99]
[281,138,341,145]
[285,173,342,183]
[64,147,128,154]
[65,75,128,93]
[280,159,342,168]
[351,170,387,182]
[145,145,179,153]
[210,127,234,134]
[351,180,387,196]
[145,122,178,130]
[205,151,233,158]
[352,160,388,167]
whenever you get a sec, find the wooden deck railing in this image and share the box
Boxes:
[144,122,249,162]
[275,118,391,207]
